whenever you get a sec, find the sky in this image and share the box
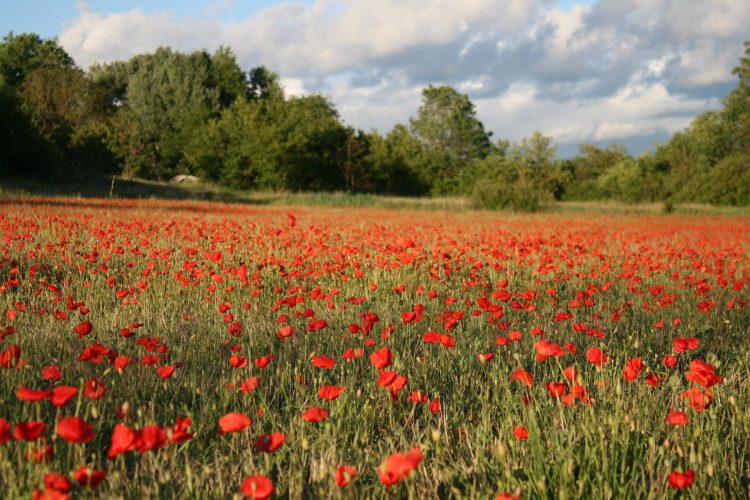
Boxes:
[3,0,749,157]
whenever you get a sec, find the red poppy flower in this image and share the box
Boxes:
[429,398,441,414]
[113,355,131,372]
[562,366,578,381]
[311,355,336,369]
[496,492,521,500]
[47,386,77,408]
[477,353,494,363]
[685,359,722,388]
[513,425,529,440]
[318,385,346,401]
[277,325,294,339]
[336,465,357,487]
[41,365,62,381]
[156,365,176,379]
[423,331,441,344]
[377,447,423,486]
[254,432,286,453]
[83,378,107,400]
[665,410,689,426]
[662,354,678,367]
[673,337,699,353]
[169,415,194,443]
[667,469,695,489]
[42,472,70,494]
[546,382,567,398]
[681,387,713,411]
[240,475,274,499]
[218,412,252,434]
[623,357,645,381]
[13,421,46,441]
[16,387,52,402]
[73,466,106,488]
[73,320,93,338]
[377,370,397,387]
[343,348,364,360]
[238,376,260,393]
[57,416,95,443]
[509,368,533,387]
[644,372,661,387]
[369,347,393,369]
[585,347,610,367]
[301,407,329,422]
[534,339,564,361]
[138,425,168,452]
[107,423,139,459]
[229,355,248,368]
[0,418,11,445]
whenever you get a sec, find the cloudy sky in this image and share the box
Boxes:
[3,0,749,156]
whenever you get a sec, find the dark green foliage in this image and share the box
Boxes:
[560,144,630,200]
[248,66,284,101]
[0,33,115,178]
[365,126,430,196]
[209,47,249,107]
[698,152,750,205]
[0,75,60,176]
[191,94,349,191]
[469,132,558,212]
[0,32,75,87]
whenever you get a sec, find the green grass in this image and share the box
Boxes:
[4,174,750,215]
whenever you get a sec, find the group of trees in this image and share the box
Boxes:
[1,33,749,208]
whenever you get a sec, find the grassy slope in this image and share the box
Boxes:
[2,174,750,215]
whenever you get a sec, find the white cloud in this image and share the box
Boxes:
[58,0,750,153]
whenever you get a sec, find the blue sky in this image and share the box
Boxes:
[2,1,296,38]
[2,1,747,156]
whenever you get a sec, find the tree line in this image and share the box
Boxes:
[1,33,749,208]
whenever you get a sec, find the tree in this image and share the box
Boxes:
[560,143,630,200]
[99,47,221,179]
[366,126,430,196]
[248,66,284,101]
[199,93,348,191]
[209,47,249,107]
[0,33,114,177]
[0,75,59,175]
[336,127,371,193]
[409,85,491,194]
[0,33,75,87]
[657,39,750,205]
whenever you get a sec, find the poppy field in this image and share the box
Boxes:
[0,197,748,499]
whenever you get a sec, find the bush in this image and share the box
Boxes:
[702,152,750,205]
[470,157,553,212]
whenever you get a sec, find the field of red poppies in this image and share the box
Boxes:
[0,196,748,499]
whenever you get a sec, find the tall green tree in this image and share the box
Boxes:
[209,46,248,107]
[409,85,491,194]
[98,48,221,179]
